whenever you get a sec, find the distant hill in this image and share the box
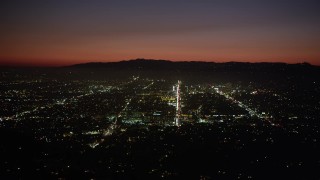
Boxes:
[68,59,317,71]
[69,58,317,73]
[64,59,320,82]
[2,59,319,83]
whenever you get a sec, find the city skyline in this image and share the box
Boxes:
[1,0,320,66]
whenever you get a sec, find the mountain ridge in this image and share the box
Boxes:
[70,58,312,67]
[67,58,317,73]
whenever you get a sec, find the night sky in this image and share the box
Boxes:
[1,0,320,66]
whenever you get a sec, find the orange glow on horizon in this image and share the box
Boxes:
[1,55,319,67]
[1,35,319,66]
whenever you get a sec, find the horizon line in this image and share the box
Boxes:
[0,58,318,68]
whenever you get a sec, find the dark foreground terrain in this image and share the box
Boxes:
[1,122,320,179]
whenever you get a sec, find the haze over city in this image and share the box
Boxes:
[1,0,320,66]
